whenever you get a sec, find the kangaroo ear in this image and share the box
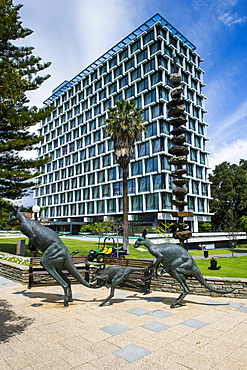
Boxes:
[12,204,18,212]
[142,229,147,238]
[19,206,23,211]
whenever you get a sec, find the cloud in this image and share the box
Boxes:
[209,98,247,142]
[218,11,247,26]
[208,139,247,171]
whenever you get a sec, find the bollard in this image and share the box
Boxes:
[16,239,26,256]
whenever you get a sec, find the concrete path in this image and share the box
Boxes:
[0,277,246,369]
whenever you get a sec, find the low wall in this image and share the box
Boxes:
[0,259,29,285]
[0,259,246,299]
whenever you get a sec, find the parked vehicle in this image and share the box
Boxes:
[87,237,127,263]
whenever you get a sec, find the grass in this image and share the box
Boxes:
[0,237,247,278]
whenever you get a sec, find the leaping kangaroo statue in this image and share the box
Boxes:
[134,230,234,308]
[8,206,102,306]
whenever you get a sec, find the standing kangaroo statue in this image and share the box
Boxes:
[134,230,234,308]
[91,265,152,306]
[8,206,102,307]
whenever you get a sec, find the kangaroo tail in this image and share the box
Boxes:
[194,270,235,294]
[65,257,103,289]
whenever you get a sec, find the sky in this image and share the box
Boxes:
[12,0,247,204]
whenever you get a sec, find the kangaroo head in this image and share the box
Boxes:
[134,229,148,248]
[7,205,23,223]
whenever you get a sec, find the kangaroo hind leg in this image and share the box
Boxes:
[57,270,73,302]
[99,274,125,306]
[170,271,190,308]
[40,258,70,307]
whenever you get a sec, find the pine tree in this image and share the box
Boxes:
[0,0,53,199]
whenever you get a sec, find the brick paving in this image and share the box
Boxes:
[0,278,247,369]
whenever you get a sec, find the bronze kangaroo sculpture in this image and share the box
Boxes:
[134,230,234,308]
[8,206,101,306]
[91,265,152,306]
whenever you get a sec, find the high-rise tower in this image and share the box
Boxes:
[35,14,211,234]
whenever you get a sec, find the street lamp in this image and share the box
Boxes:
[31,205,40,257]
[32,205,40,221]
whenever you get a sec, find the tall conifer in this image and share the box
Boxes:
[0,0,53,199]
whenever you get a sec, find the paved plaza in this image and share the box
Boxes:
[0,276,247,369]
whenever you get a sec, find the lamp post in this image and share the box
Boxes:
[31,205,40,257]
[32,205,40,221]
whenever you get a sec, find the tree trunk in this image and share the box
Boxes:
[122,166,129,253]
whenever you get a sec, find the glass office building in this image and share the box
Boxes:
[35,14,211,233]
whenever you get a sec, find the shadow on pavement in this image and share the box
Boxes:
[0,299,34,342]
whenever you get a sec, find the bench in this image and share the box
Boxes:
[94,257,154,294]
[28,256,90,288]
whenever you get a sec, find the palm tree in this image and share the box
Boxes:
[104,100,145,253]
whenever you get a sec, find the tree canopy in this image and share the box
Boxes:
[0,0,53,200]
[209,159,247,231]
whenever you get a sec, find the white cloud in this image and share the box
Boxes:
[209,98,247,142]
[218,11,247,26]
[208,138,247,171]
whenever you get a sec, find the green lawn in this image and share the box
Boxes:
[0,237,247,278]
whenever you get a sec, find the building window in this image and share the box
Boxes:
[150,41,161,55]
[196,166,203,179]
[194,135,201,148]
[161,155,171,171]
[143,59,155,74]
[131,68,141,81]
[192,181,199,194]
[113,182,122,196]
[145,157,158,173]
[107,199,116,212]
[198,198,205,212]
[138,176,150,192]
[119,76,128,88]
[137,49,148,64]
[131,160,143,176]
[83,188,90,200]
[114,66,123,78]
[152,138,163,153]
[143,30,154,45]
[125,86,135,99]
[145,123,157,137]
[137,78,148,93]
[146,193,159,210]
[97,200,105,213]
[128,179,136,194]
[188,196,195,211]
[78,203,85,214]
[190,148,198,162]
[87,202,94,214]
[119,48,128,61]
[160,120,169,134]
[109,56,117,68]
[108,168,116,181]
[132,195,143,211]
[92,186,100,199]
[138,142,150,157]
[151,104,163,118]
[93,158,100,170]
[162,193,172,209]
[97,170,105,183]
[131,40,141,53]
[144,90,156,105]
[153,174,164,190]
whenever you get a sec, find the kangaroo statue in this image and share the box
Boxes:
[91,265,152,306]
[8,206,102,307]
[134,230,234,308]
